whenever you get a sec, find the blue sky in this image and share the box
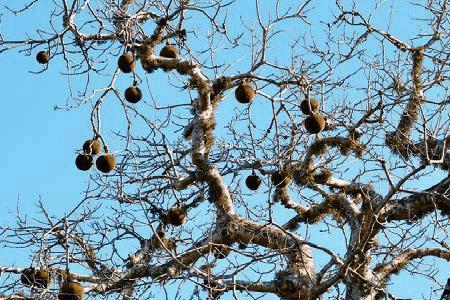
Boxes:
[1,1,449,299]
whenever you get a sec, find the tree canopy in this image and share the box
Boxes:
[1,1,450,299]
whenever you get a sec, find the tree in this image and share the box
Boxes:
[1,0,449,299]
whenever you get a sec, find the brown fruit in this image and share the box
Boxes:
[304,114,325,134]
[20,268,34,285]
[59,281,84,300]
[300,99,319,115]
[124,86,142,103]
[271,172,290,188]
[36,51,50,64]
[167,207,187,226]
[33,269,50,288]
[75,154,93,171]
[118,54,135,73]
[245,174,261,191]
[82,139,102,155]
[159,45,179,58]
[96,154,116,173]
[235,84,255,104]
[21,268,50,288]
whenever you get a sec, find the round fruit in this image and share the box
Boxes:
[118,54,135,73]
[96,154,116,173]
[124,86,142,103]
[36,51,50,64]
[245,174,261,191]
[33,269,50,288]
[235,84,255,104]
[20,268,50,288]
[167,207,187,226]
[271,172,290,188]
[304,114,326,134]
[75,154,93,171]
[82,139,102,155]
[159,45,179,59]
[20,268,34,285]
[300,99,319,115]
[58,281,84,300]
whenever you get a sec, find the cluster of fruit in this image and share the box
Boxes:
[234,83,326,134]
[21,268,84,300]
[300,99,325,134]
[239,97,324,191]
[36,44,324,180]
[75,139,115,173]
[117,45,179,104]
[244,171,291,191]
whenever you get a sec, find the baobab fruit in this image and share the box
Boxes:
[245,173,261,191]
[33,269,50,288]
[75,154,93,171]
[304,114,325,134]
[20,268,35,285]
[117,54,135,73]
[124,86,142,103]
[271,172,290,188]
[36,51,50,64]
[20,268,50,288]
[235,84,255,104]
[58,280,84,300]
[82,139,102,155]
[96,154,116,173]
[159,45,179,59]
[167,207,187,226]
[300,99,319,115]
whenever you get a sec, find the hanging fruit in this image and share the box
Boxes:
[304,114,325,134]
[124,86,142,103]
[96,153,116,173]
[118,54,135,73]
[300,99,319,115]
[82,139,102,156]
[245,173,262,191]
[235,84,255,104]
[75,154,93,171]
[36,51,50,64]
[160,45,179,59]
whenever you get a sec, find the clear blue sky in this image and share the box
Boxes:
[1,1,448,299]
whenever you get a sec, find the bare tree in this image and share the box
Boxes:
[1,0,449,299]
